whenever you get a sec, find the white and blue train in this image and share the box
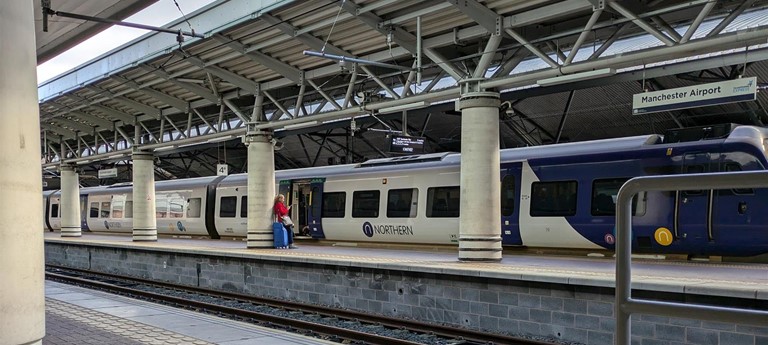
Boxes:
[44,124,768,256]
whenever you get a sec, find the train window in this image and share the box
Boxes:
[353,190,380,218]
[530,181,577,217]
[219,196,237,218]
[89,202,99,218]
[187,198,202,218]
[50,204,59,218]
[322,192,346,218]
[501,176,515,217]
[169,198,184,218]
[724,163,753,194]
[591,179,646,216]
[387,189,417,218]
[156,196,168,218]
[426,186,460,218]
[100,202,111,218]
[111,201,124,219]
[124,201,133,218]
[240,196,247,218]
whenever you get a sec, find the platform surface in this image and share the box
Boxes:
[44,280,337,345]
[44,232,768,301]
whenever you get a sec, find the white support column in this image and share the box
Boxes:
[60,164,82,237]
[245,131,276,248]
[458,79,502,262]
[0,1,45,344]
[132,151,157,241]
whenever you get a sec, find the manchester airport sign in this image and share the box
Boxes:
[632,77,757,114]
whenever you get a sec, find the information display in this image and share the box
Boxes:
[389,135,425,154]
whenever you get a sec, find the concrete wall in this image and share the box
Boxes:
[45,243,768,345]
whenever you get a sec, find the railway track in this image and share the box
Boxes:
[46,264,556,345]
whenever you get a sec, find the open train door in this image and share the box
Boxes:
[279,178,326,239]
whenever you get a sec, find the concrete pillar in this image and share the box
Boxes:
[458,79,502,262]
[245,131,276,248]
[132,151,157,241]
[60,164,82,237]
[0,1,45,344]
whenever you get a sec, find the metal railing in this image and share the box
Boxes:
[615,171,768,345]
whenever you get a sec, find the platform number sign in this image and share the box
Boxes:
[217,164,229,176]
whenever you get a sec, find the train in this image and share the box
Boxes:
[44,124,768,256]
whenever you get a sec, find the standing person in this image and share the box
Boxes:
[273,194,297,249]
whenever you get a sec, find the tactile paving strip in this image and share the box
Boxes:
[46,298,213,345]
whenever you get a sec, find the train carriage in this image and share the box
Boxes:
[43,124,768,256]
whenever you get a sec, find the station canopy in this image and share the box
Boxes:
[36,0,768,185]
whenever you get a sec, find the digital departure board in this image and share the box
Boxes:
[389,135,425,154]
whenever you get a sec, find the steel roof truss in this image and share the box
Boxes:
[505,28,559,68]
[192,109,217,134]
[140,64,220,104]
[360,65,400,100]
[42,123,77,140]
[473,34,502,78]
[90,104,135,124]
[179,53,259,93]
[114,126,134,146]
[69,110,114,129]
[307,79,342,110]
[446,0,501,35]
[339,1,465,80]
[707,0,756,37]
[222,98,251,124]
[53,117,93,133]
[566,8,602,65]
[608,2,675,46]
[113,76,189,112]
[681,1,717,44]
[139,121,160,144]
[261,14,349,58]
[213,34,304,84]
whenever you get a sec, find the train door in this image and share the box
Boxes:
[711,162,753,243]
[501,164,522,245]
[307,179,325,238]
[80,195,90,231]
[675,153,712,246]
[279,179,325,237]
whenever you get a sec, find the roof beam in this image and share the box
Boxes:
[68,110,115,129]
[504,0,593,28]
[213,34,304,84]
[447,0,501,35]
[140,64,219,104]
[41,124,77,140]
[338,1,465,80]
[90,104,136,124]
[261,14,349,57]
[177,52,259,93]
[85,86,161,119]
[112,76,189,112]
[52,117,95,133]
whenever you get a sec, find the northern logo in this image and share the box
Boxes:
[362,222,374,237]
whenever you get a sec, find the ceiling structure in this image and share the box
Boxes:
[34,0,157,63]
[36,0,768,186]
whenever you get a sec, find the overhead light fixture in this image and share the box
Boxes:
[283,120,318,130]
[108,154,124,159]
[379,101,431,114]
[205,135,237,144]
[536,68,616,87]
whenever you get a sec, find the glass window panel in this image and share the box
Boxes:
[501,176,515,217]
[89,202,99,218]
[352,190,380,218]
[219,196,237,218]
[426,186,460,218]
[387,189,416,218]
[169,198,184,218]
[100,202,111,218]
[111,201,124,219]
[50,204,59,219]
[322,192,345,218]
[240,196,248,218]
[530,181,577,217]
[124,201,133,219]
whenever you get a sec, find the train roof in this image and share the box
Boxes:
[85,175,222,195]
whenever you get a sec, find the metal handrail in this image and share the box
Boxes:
[615,171,768,345]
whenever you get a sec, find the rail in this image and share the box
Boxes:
[615,171,768,345]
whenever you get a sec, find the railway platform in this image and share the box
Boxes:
[44,232,768,345]
[45,280,336,345]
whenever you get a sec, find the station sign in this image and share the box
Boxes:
[632,77,757,115]
[98,168,118,179]
[217,164,229,176]
[389,135,425,154]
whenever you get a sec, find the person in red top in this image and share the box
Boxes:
[273,194,297,249]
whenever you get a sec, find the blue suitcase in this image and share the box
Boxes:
[272,222,289,248]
